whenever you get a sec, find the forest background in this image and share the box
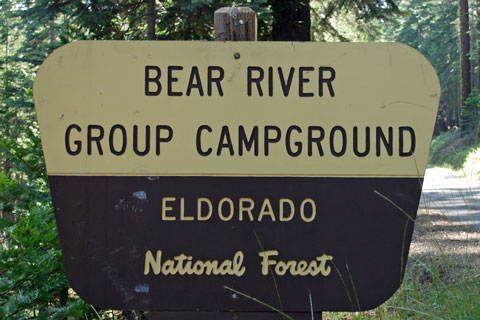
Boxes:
[1,0,480,319]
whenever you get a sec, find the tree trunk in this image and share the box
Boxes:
[2,5,12,176]
[446,90,455,127]
[147,0,155,40]
[49,15,55,45]
[270,0,311,41]
[477,0,480,90]
[459,0,471,106]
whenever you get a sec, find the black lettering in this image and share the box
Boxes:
[278,67,295,97]
[208,66,224,96]
[286,125,302,157]
[319,67,335,97]
[239,126,259,156]
[376,126,393,157]
[186,66,204,96]
[145,66,161,96]
[353,126,370,157]
[87,125,104,156]
[247,66,264,96]
[217,126,234,156]
[268,67,273,97]
[330,126,347,157]
[399,126,416,157]
[133,125,150,156]
[65,124,82,155]
[168,66,183,96]
[109,124,127,156]
[264,126,281,156]
[308,126,324,156]
[196,125,212,156]
[156,125,173,155]
[299,67,314,97]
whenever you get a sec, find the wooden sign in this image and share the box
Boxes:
[34,41,440,314]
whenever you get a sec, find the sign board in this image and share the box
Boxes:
[34,41,440,314]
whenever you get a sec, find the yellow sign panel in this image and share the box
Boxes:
[34,41,440,177]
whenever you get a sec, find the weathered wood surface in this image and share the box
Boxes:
[214,7,257,41]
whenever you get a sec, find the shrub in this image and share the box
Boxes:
[460,89,480,135]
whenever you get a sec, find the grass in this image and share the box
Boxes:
[321,206,480,320]
[429,130,480,174]
[318,155,480,320]
[462,146,480,179]
[329,130,480,319]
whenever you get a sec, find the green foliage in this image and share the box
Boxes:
[0,1,94,317]
[0,205,91,319]
[312,0,402,41]
[430,90,480,171]
[386,0,460,127]
[324,212,480,319]
[325,260,480,319]
[382,259,480,319]
[429,129,456,161]
[460,89,480,134]
[429,129,480,170]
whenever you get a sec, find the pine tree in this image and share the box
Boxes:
[270,0,311,41]
[459,0,471,106]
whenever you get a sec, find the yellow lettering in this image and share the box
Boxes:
[161,259,177,275]
[192,261,205,275]
[274,261,288,275]
[144,250,246,277]
[232,251,246,276]
[300,198,316,222]
[218,259,233,275]
[239,198,254,221]
[307,260,320,276]
[197,198,212,221]
[180,197,194,221]
[279,198,294,221]
[144,250,162,275]
[316,254,333,276]
[258,198,276,222]
[296,260,309,275]
[174,254,188,274]
[184,256,193,274]
[162,197,176,221]
[283,260,297,275]
[259,250,333,277]
[203,260,218,275]
[258,250,278,275]
[218,197,234,221]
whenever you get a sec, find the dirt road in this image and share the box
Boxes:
[420,167,480,231]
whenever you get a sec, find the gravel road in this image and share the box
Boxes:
[420,167,480,231]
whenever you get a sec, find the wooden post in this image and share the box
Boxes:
[215,7,324,320]
[214,7,257,41]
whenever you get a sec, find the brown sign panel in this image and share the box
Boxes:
[34,41,440,313]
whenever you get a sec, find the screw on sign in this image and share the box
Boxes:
[33,19,439,320]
